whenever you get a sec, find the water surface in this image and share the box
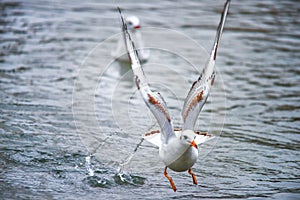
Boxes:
[0,0,299,199]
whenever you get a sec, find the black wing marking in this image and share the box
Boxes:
[118,7,175,144]
[181,0,230,130]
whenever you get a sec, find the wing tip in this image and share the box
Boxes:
[117,7,126,29]
[212,0,231,61]
[117,6,121,13]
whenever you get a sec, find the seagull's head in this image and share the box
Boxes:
[126,16,140,31]
[180,130,197,149]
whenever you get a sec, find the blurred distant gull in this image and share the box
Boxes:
[112,15,149,63]
[118,0,230,192]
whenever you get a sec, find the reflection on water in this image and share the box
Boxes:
[0,0,299,199]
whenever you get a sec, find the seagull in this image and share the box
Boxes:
[113,15,149,63]
[117,0,230,191]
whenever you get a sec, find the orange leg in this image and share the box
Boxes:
[164,167,177,192]
[188,168,198,185]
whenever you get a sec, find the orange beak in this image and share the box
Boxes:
[190,140,198,149]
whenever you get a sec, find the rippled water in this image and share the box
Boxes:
[1,0,299,199]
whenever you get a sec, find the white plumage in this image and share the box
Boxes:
[112,16,149,63]
[117,0,230,191]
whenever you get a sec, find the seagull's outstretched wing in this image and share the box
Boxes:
[143,129,215,147]
[181,0,230,130]
[118,8,175,144]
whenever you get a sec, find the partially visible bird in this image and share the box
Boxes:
[113,15,149,63]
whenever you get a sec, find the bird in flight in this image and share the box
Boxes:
[117,0,230,191]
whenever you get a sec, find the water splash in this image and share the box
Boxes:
[114,172,146,186]
[114,138,146,186]
[117,138,144,174]
[83,175,111,188]
[85,155,94,176]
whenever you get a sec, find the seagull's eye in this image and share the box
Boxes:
[128,22,133,26]
[183,135,188,140]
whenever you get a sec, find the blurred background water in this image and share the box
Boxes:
[0,0,299,199]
